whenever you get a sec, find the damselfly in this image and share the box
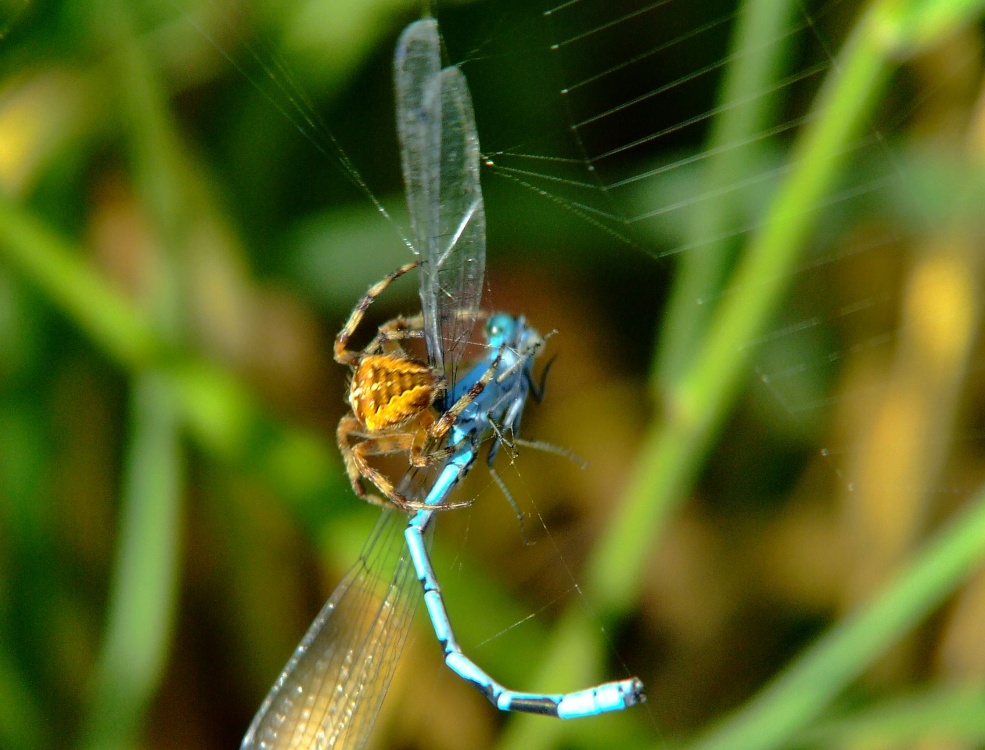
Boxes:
[240,18,644,749]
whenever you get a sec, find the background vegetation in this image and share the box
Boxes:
[2,0,985,748]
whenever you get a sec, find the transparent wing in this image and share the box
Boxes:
[395,19,440,259]
[240,509,419,750]
[423,66,486,387]
[395,19,486,387]
[243,21,485,750]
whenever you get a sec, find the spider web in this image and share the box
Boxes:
[159,0,985,741]
[471,0,984,507]
[440,0,985,732]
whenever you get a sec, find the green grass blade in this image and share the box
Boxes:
[0,644,46,750]
[591,0,892,628]
[686,482,985,750]
[500,4,899,748]
[81,374,183,750]
[656,0,798,384]
[883,0,985,51]
[798,685,985,747]
[0,195,346,530]
[0,197,159,369]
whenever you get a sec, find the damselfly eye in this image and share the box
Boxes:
[487,313,512,341]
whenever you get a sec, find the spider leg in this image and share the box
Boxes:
[341,418,471,512]
[412,346,504,466]
[354,436,474,512]
[448,307,492,324]
[337,414,394,510]
[366,312,427,356]
[350,435,418,511]
[409,430,472,466]
[334,261,420,366]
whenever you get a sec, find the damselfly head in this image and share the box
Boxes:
[486,313,544,361]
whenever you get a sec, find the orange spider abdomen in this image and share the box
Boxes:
[350,354,439,432]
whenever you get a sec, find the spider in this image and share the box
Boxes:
[334,261,499,512]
